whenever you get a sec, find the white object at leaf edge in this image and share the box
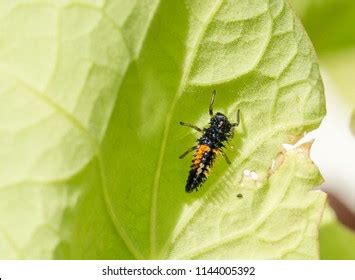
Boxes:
[303,69,355,213]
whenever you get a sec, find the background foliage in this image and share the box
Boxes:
[290,0,355,260]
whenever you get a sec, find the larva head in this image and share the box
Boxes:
[210,112,233,136]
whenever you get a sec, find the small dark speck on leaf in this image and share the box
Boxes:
[237,193,243,198]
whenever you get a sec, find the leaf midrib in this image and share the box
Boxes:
[149,0,225,258]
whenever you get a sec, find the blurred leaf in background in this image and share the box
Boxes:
[320,205,355,260]
[351,110,355,136]
[290,0,355,260]
[290,0,355,103]
[290,0,355,54]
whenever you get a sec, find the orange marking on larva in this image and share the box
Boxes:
[195,153,203,160]
[193,145,210,163]
[193,160,200,167]
[192,144,213,170]
[199,144,211,153]
[192,145,211,169]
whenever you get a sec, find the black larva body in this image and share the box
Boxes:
[179,91,239,193]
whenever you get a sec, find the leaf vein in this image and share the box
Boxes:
[150,0,225,258]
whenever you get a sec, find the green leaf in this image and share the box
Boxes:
[0,0,325,259]
[289,0,355,54]
[320,206,355,260]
